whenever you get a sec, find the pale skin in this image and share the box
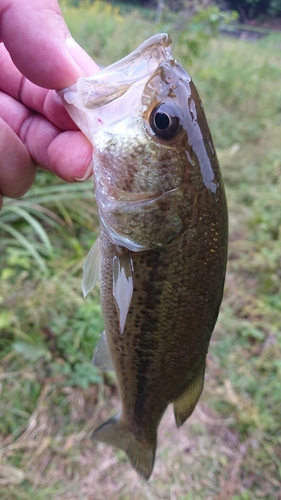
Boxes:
[0,0,99,210]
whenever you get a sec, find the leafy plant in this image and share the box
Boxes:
[61,0,237,67]
[226,0,281,19]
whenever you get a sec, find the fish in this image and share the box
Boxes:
[60,33,228,480]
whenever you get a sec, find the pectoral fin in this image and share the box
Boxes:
[113,250,134,334]
[82,236,101,298]
[93,331,114,372]
[173,363,205,427]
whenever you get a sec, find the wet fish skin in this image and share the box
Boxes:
[97,191,226,479]
[60,33,228,480]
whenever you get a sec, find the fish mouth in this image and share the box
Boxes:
[59,34,175,140]
[95,181,162,204]
[95,179,180,208]
[69,33,173,110]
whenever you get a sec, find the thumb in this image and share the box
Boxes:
[0,0,98,89]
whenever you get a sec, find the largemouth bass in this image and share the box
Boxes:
[60,33,228,479]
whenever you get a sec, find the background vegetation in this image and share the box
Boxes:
[0,1,280,499]
[66,0,281,20]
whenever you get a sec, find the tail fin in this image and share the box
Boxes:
[92,415,156,480]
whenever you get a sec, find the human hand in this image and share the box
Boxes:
[0,0,99,210]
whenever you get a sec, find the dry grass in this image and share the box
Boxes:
[1,306,280,500]
[0,384,250,500]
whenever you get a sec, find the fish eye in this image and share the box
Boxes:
[149,103,180,140]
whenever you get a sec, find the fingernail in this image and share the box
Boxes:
[75,160,93,181]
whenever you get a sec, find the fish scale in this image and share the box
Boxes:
[97,202,226,478]
[60,33,228,479]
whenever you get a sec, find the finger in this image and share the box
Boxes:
[0,92,93,182]
[0,91,31,137]
[0,118,36,198]
[0,45,79,131]
[0,0,99,89]
[48,131,93,182]
[22,115,93,182]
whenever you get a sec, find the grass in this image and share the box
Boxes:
[1,2,281,499]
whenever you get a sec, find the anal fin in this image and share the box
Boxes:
[173,363,205,428]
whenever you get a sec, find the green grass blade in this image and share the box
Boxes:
[0,222,48,274]
[3,205,53,254]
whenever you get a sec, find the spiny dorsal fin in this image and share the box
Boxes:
[113,249,134,334]
[92,331,114,372]
[82,236,101,298]
[92,415,156,480]
[173,362,205,427]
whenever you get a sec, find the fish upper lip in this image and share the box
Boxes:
[82,33,173,89]
[59,34,174,133]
